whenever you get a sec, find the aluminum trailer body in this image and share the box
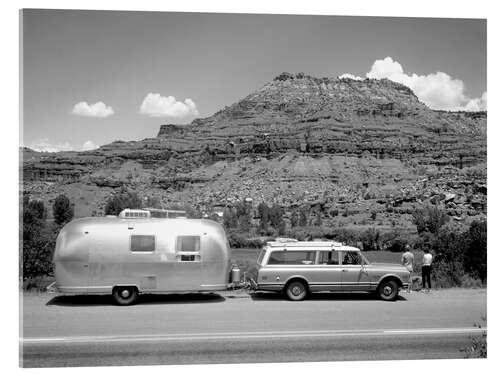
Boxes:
[53,215,231,303]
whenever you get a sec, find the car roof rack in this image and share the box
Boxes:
[266,240,344,248]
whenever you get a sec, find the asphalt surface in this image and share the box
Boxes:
[20,288,486,367]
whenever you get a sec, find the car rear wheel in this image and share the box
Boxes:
[112,286,139,306]
[377,280,399,301]
[285,280,308,301]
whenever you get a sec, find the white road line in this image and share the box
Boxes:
[21,327,486,345]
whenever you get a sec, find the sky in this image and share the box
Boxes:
[21,10,487,152]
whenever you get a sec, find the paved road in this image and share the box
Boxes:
[20,289,486,367]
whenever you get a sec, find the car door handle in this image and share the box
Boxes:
[342,269,348,272]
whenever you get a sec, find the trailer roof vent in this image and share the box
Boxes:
[119,209,151,219]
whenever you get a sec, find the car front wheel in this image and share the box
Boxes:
[377,280,399,301]
[285,280,308,301]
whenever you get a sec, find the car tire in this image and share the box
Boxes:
[377,280,399,301]
[285,280,308,301]
[112,286,139,306]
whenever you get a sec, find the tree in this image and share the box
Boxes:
[290,209,299,228]
[234,201,252,232]
[223,206,237,228]
[360,227,380,251]
[257,202,271,231]
[52,194,74,225]
[298,205,308,227]
[104,190,142,215]
[431,223,466,286]
[463,220,487,282]
[269,204,284,229]
[22,197,54,280]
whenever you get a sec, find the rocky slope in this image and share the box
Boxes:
[22,73,486,230]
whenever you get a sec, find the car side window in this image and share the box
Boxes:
[342,251,360,265]
[267,251,316,265]
[318,251,339,265]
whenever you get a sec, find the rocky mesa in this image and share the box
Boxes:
[22,73,486,232]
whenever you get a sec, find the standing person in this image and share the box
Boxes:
[422,248,433,292]
[401,244,414,293]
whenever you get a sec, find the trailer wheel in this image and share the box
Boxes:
[112,286,138,306]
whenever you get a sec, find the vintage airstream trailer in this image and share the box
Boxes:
[53,209,234,305]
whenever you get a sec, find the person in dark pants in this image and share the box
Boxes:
[421,248,433,292]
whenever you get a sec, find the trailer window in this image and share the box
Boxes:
[130,235,155,252]
[176,236,200,252]
[175,236,201,262]
[268,251,316,265]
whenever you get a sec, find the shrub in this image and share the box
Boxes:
[463,220,486,283]
[461,319,487,358]
[52,194,74,225]
[227,231,264,248]
[290,210,299,228]
[257,202,271,230]
[223,206,237,228]
[269,204,285,229]
[104,189,142,215]
[412,206,449,234]
[360,227,380,251]
[21,198,56,280]
[298,206,309,226]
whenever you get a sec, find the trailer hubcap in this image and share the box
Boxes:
[121,289,130,298]
[292,286,303,296]
[383,285,393,296]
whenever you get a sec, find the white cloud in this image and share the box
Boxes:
[82,140,98,151]
[26,139,99,153]
[339,73,364,81]
[464,92,487,112]
[140,93,199,119]
[341,56,486,111]
[71,101,114,117]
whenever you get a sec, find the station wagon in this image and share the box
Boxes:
[255,239,410,301]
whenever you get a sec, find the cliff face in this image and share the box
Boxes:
[22,73,486,225]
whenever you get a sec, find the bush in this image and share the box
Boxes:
[359,227,380,251]
[104,189,142,215]
[227,231,264,248]
[412,206,449,234]
[463,220,486,283]
[257,202,271,230]
[298,206,309,226]
[223,206,237,228]
[52,194,74,225]
[431,260,465,288]
[382,231,408,252]
[22,198,56,280]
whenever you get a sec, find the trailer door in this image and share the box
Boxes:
[171,235,203,290]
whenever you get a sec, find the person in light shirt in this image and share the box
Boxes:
[421,248,433,292]
[401,244,414,293]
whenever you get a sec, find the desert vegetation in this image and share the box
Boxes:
[21,188,486,290]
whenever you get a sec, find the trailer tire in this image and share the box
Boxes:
[112,286,138,306]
